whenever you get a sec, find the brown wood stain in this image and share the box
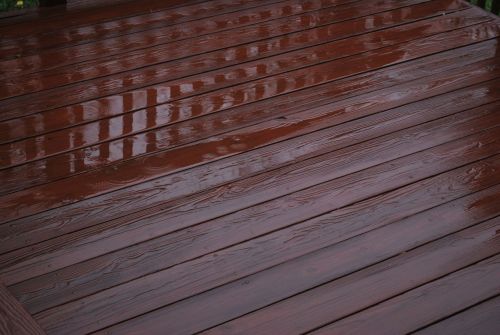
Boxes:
[0,0,499,334]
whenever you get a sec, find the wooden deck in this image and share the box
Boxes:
[0,0,499,334]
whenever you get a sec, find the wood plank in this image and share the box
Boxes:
[0,0,430,81]
[10,154,500,315]
[1,96,490,259]
[147,217,500,335]
[0,0,282,59]
[90,180,498,335]
[0,2,498,334]
[0,0,272,44]
[0,0,173,28]
[0,0,475,145]
[309,254,500,335]
[0,0,361,86]
[1,61,498,253]
[0,28,497,204]
[0,0,471,108]
[0,8,488,169]
[0,281,45,335]
[26,135,500,334]
[200,219,500,335]
[414,296,500,335]
[6,102,500,312]
[0,0,439,118]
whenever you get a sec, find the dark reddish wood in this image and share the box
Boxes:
[2,25,497,129]
[3,0,457,144]
[0,281,45,335]
[193,219,500,335]
[0,29,496,176]
[3,101,499,308]
[78,188,500,335]
[0,0,453,118]
[1,0,400,79]
[10,156,500,315]
[0,8,488,168]
[0,0,472,107]
[1,33,498,228]
[0,1,499,333]
[0,62,498,258]
[26,135,500,333]
[414,296,500,335]
[1,61,498,256]
[0,0,266,41]
[0,0,360,66]
[0,0,139,23]
[309,255,500,335]
[0,0,262,56]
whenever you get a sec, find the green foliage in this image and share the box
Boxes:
[0,0,39,11]
[469,0,495,11]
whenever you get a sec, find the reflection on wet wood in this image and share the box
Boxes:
[0,0,472,113]
[0,0,499,334]
[1,8,492,167]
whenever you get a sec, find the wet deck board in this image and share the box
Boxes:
[0,0,499,334]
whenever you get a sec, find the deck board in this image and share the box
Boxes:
[0,0,469,101]
[0,0,270,53]
[309,254,500,335]
[1,100,499,285]
[0,0,499,334]
[1,7,491,166]
[0,280,45,335]
[414,295,500,335]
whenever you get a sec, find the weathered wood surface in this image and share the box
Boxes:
[0,281,45,335]
[0,0,499,334]
[414,296,500,335]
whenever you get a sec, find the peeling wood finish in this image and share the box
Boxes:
[0,0,499,334]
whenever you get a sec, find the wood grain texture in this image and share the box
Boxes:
[1,1,499,333]
[92,189,500,335]
[0,0,468,102]
[2,47,499,208]
[1,98,499,286]
[0,0,363,90]
[1,61,498,256]
[0,0,195,28]
[0,3,476,140]
[0,0,281,54]
[310,254,500,335]
[0,0,471,143]
[0,0,217,39]
[413,296,500,335]
[198,218,500,335]
[2,16,497,124]
[28,134,500,334]
[0,0,426,80]
[13,165,500,316]
[2,8,489,169]
[6,102,500,313]
[1,37,499,229]
[0,281,45,335]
